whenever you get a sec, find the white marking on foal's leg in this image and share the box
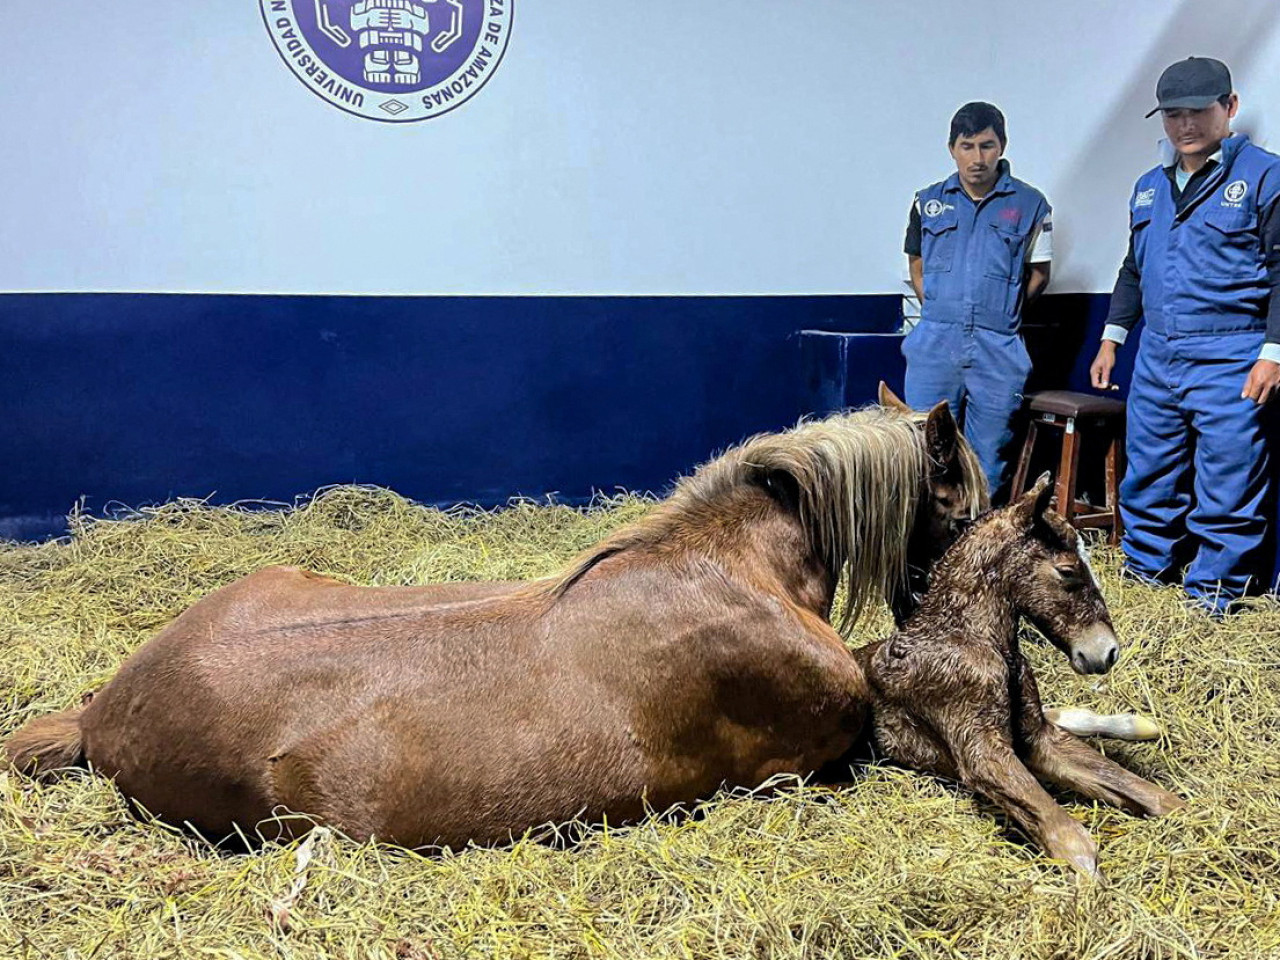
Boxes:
[1044,707,1163,741]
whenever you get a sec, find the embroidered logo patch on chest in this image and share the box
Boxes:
[1223,180,1249,205]
[1134,188,1156,208]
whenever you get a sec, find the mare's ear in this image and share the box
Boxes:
[1010,472,1054,530]
[878,381,912,413]
[924,400,959,467]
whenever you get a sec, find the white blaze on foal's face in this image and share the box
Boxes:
[1063,530,1118,675]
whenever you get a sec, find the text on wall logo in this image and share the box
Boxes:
[260,0,513,122]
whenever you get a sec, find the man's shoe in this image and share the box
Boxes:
[1185,590,1254,620]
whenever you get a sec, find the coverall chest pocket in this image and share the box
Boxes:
[1198,206,1260,279]
[983,222,1026,281]
[921,214,959,273]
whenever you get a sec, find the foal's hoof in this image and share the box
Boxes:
[1048,827,1098,878]
[1146,790,1186,817]
[1065,850,1100,879]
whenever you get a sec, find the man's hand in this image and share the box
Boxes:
[1025,261,1051,306]
[908,255,925,303]
[1090,341,1119,390]
[1242,358,1280,405]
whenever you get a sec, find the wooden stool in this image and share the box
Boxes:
[1010,390,1126,545]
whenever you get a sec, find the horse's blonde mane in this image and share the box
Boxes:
[707,407,925,631]
[530,406,985,633]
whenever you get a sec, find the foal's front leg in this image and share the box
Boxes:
[928,705,1101,876]
[871,646,1099,876]
[1014,662,1184,818]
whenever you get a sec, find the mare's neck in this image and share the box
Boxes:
[702,487,839,618]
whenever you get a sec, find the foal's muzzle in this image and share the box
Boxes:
[1069,624,1120,675]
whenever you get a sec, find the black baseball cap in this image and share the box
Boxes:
[1145,57,1232,117]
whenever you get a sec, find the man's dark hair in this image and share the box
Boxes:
[949,102,1007,147]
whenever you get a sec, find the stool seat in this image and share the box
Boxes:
[1011,390,1126,545]
[1027,390,1125,419]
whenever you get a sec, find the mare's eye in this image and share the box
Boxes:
[1054,564,1081,581]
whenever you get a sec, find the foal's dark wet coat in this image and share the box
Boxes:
[854,477,1183,875]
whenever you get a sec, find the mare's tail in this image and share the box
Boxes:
[4,706,87,778]
[1044,707,1163,742]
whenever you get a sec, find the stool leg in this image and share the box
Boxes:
[1010,420,1039,500]
[1106,422,1124,546]
[1055,417,1080,525]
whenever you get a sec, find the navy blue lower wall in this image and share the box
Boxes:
[2,293,910,540]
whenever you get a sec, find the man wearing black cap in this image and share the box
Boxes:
[1090,57,1280,614]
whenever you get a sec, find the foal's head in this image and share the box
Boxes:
[943,474,1119,675]
[878,384,990,624]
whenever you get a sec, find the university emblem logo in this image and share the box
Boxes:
[260,0,513,122]
[1223,180,1248,204]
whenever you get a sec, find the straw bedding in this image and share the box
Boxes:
[2,486,1277,959]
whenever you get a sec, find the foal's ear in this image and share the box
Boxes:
[1011,472,1054,529]
[878,381,912,413]
[924,400,959,465]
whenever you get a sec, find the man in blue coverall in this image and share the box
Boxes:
[1091,57,1280,614]
[903,102,1052,501]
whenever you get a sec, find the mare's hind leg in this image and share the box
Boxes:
[1015,664,1184,817]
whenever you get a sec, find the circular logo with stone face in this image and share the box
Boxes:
[1223,180,1248,204]
[922,199,944,218]
[260,0,513,122]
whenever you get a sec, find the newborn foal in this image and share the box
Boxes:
[854,476,1184,876]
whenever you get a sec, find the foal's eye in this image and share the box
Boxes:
[1054,564,1081,582]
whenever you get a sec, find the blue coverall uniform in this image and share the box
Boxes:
[1105,134,1280,610]
[904,160,1051,496]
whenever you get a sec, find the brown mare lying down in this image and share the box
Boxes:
[854,475,1183,876]
[5,399,988,849]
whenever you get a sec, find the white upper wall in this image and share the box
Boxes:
[2,0,1278,295]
